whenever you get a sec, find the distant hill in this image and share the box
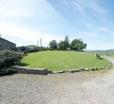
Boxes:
[88,49,114,57]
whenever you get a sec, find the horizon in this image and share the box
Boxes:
[0,0,114,50]
[1,35,114,51]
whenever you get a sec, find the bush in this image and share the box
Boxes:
[96,54,103,60]
[0,67,17,76]
[0,50,22,68]
[18,45,49,53]
[17,46,29,52]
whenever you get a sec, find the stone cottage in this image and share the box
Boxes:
[0,37,16,50]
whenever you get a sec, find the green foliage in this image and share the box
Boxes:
[27,45,39,52]
[49,36,87,51]
[22,51,110,71]
[96,54,103,60]
[0,50,22,68]
[18,46,29,52]
[70,39,87,51]
[58,36,70,50]
[0,67,16,76]
[64,36,70,49]
[49,40,57,50]
[18,45,49,53]
[58,41,66,50]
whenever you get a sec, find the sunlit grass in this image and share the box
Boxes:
[22,51,111,71]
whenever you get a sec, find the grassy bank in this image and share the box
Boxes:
[22,51,111,71]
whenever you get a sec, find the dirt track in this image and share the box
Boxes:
[0,58,114,104]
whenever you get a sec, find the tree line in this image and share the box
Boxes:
[18,36,87,53]
[49,36,87,51]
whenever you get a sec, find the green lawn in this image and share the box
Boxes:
[22,51,111,71]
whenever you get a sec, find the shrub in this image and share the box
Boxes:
[96,54,103,60]
[0,50,22,68]
[0,67,17,76]
[17,46,29,52]
[18,45,49,53]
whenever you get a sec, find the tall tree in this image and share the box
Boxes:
[64,36,70,49]
[58,41,66,50]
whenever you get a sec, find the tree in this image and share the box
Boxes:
[58,36,70,50]
[49,40,58,50]
[64,36,70,50]
[70,39,87,51]
[27,45,39,52]
[58,41,66,50]
[18,46,29,52]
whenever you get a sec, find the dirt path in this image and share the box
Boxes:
[0,58,114,104]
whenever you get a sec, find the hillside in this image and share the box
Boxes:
[90,49,114,57]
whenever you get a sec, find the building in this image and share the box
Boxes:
[0,37,16,50]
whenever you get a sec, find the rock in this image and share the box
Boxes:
[63,70,70,73]
[71,69,80,73]
[52,71,58,74]
[80,68,85,71]
[85,68,89,71]
[57,70,65,74]
[48,71,53,74]
[91,67,97,71]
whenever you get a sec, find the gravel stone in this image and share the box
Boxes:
[0,57,114,104]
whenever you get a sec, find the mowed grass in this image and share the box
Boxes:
[22,51,111,71]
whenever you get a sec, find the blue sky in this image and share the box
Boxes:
[0,0,114,50]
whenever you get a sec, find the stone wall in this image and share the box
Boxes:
[13,64,112,75]
[13,66,107,75]
[13,66,50,75]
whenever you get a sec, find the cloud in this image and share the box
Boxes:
[0,0,113,50]
[0,0,34,18]
[0,22,64,46]
[0,0,66,47]
[98,27,114,35]
[0,21,114,50]
[73,28,114,50]
[63,0,107,19]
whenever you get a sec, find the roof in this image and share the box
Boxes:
[0,37,16,45]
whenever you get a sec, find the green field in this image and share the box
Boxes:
[22,51,111,71]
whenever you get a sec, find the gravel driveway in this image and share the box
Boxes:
[0,58,114,104]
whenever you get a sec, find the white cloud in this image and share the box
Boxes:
[98,27,114,35]
[0,21,114,50]
[0,0,64,21]
[0,0,34,18]
[63,0,107,19]
[0,0,113,50]
[0,0,65,46]
[0,22,64,46]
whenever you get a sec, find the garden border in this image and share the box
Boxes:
[13,64,112,75]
